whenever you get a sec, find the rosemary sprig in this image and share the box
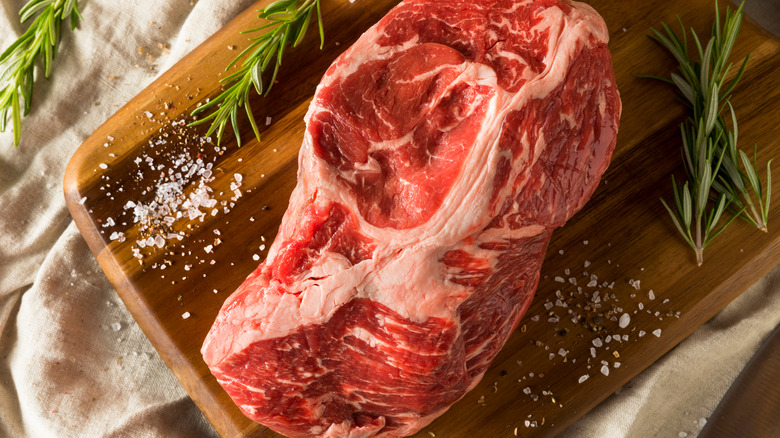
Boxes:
[641,1,772,265]
[0,0,81,147]
[190,0,325,146]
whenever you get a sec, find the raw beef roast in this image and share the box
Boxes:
[202,0,621,436]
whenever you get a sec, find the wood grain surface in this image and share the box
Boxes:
[63,0,780,437]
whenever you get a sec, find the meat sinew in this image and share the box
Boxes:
[202,0,621,436]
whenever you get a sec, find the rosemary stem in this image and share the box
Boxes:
[695,214,704,266]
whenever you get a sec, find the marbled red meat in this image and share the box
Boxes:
[202,0,621,436]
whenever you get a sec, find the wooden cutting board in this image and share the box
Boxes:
[63,0,780,437]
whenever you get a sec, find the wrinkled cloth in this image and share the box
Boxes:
[0,1,253,437]
[0,1,778,437]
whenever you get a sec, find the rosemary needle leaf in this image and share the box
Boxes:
[740,149,761,196]
[721,54,749,100]
[245,100,261,141]
[682,180,693,227]
[709,193,728,232]
[21,1,53,23]
[317,0,324,49]
[12,89,21,146]
[671,73,695,105]
[661,196,695,249]
[635,74,674,85]
[190,0,324,145]
[765,160,773,225]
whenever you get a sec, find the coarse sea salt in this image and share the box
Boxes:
[619,313,630,328]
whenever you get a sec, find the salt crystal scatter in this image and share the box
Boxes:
[619,313,630,328]
[99,163,108,169]
[578,374,589,384]
[182,312,191,319]
[600,365,609,376]
[649,290,656,300]
[111,322,122,331]
[592,338,603,347]
[266,116,272,125]
[253,254,260,261]
[639,330,646,337]
[653,329,662,337]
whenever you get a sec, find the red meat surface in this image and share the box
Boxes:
[202,0,621,436]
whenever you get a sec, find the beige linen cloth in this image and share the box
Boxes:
[0,1,778,437]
